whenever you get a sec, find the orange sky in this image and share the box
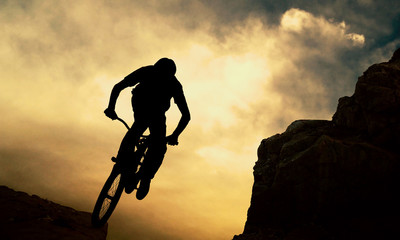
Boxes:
[0,1,377,239]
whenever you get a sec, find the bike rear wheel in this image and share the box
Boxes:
[92,165,124,227]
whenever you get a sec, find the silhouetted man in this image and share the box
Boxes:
[104,58,190,200]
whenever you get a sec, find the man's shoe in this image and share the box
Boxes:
[136,178,151,200]
[124,172,138,194]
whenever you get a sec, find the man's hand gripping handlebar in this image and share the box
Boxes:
[104,108,130,130]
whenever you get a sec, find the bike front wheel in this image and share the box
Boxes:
[92,165,124,227]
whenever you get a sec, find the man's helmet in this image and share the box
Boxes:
[154,58,176,76]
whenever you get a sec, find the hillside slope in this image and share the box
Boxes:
[0,186,107,240]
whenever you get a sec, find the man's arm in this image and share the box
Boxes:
[104,75,139,120]
[167,93,191,145]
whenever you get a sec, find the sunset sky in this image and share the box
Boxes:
[1,0,399,239]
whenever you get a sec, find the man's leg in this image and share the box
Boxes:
[117,120,147,159]
[117,120,147,194]
[136,115,167,200]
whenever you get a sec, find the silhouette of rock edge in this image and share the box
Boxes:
[0,185,107,240]
[233,48,400,240]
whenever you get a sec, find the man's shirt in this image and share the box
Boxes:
[124,66,185,114]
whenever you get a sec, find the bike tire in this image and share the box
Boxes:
[91,165,124,227]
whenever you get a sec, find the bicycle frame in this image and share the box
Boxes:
[92,117,149,227]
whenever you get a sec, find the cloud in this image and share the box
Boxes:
[192,8,369,139]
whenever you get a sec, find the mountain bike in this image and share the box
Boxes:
[91,117,149,227]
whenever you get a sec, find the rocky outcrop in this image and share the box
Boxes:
[333,57,400,151]
[0,186,107,240]
[234,48,400,240]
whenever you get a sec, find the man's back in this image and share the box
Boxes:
[129,66,184,114]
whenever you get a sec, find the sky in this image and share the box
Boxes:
[0,0,399,239]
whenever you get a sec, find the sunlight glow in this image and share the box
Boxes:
[0,2,369,239]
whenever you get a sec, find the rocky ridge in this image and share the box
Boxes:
[0,186,107,240]
[234,48,400,240]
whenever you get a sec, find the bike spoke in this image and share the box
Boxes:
[99,174,121,219]
[107,174,121,197]
[106,194,114,199]
[99,199,111,219]
[92,170,125,226]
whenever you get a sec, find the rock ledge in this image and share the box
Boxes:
[0,186,107,240]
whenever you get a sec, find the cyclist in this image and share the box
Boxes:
[104,58,191,200]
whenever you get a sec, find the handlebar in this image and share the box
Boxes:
[116,117,130,130]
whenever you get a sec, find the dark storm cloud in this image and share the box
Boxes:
[157,1,399,125]
[264,0,400,114]
[203,0,400,44]
[200,0,400,131]
[218,0,399,72]
[197,0,400,76]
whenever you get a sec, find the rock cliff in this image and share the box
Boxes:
[0,186,107,240]
[234,48,400,240]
